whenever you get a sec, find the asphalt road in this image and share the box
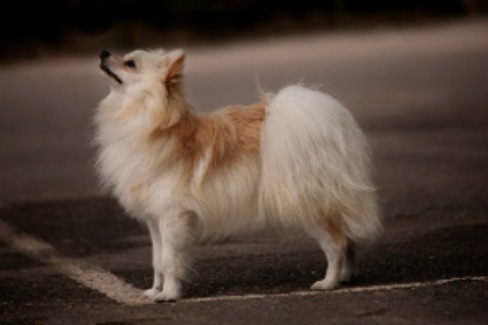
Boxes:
[1,20,487,324]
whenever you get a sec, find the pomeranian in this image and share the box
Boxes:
[94,48,381,302]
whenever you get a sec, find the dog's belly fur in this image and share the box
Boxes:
[122,155,262,240]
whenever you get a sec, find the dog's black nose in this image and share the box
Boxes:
[99,50,111,60]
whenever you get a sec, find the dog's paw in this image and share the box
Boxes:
[153,290,180,302]
[143,287,161,299]
[311,279,338,291]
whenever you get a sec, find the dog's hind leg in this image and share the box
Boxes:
[307,218,347,291]
[340,241,356,283]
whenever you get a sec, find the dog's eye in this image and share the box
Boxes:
[124,60,136,68]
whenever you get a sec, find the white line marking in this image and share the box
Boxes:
[0,219,151,306]
[1,218,486,306]
[182,275,488,304]
[182,276,488,303]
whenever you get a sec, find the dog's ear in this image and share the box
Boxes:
[164,49,185,88]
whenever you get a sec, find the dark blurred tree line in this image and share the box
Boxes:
[0,0,486,60]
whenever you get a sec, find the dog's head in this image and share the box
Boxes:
[99,48,185,94]
[97,48,188,131]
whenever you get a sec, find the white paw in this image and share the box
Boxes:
[311,279,338,291]
[153,290,180,302]
[143,287,161,299]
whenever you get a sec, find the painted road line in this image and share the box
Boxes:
[0,219,150,306]
[182,275,488,304]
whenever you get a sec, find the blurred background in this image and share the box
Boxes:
[0,1,487,202]
[0,0,487,60]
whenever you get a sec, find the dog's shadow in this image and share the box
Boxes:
[186,250,326,298]
[183,223,488,298]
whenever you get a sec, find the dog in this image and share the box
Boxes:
[94,48,381,302]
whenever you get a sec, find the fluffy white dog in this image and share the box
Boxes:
[94,48,381,302]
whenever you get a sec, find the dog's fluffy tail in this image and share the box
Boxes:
[259,85,381,242]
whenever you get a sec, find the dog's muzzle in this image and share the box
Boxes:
[99,50,123,85]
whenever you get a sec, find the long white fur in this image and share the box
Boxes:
[260,86,380,240]
[94,49,381,302]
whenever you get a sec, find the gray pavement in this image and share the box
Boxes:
[1,20,488,323]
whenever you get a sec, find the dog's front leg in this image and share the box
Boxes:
[143,219,163,299]
[153,211,191,302]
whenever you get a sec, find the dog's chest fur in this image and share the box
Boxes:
[95,98,267,235]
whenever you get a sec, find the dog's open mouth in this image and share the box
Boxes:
[100,63,123,85]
